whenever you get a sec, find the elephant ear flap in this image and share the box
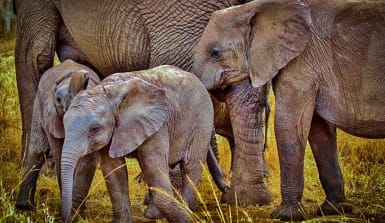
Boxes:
[246,0,312,87]
[69,70,90,96]
[45,95,65,138]
[109,78,168,158]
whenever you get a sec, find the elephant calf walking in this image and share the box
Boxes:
[60,65,218,223]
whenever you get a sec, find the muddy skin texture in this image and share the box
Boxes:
[193,0,385,221]
[60,66,214,223]
[15,60,100,217]
[14,0,271,217]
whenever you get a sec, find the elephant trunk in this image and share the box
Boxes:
[60,140,83,222]
[222,80,272,205]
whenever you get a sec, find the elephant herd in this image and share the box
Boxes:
[14,0,385,222]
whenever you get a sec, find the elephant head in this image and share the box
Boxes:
[52,69,90,116]
[193,0,312,89]
[45,69,97,139]
[60,77,168,221]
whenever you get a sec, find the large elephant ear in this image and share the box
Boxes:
[45,95,65,138]
[227,0,312,87]
[107,77,168,158]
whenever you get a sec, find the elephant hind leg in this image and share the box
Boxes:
[179,160,202,212]
[308,115,352,216]
[179,129,211,211]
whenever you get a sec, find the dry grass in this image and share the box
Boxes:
[1,38,384,222]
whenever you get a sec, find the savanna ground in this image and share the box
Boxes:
[0,37,384,223]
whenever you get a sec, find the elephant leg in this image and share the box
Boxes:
[308,115,352,216]
[143,190,164,220]
[179,161,201,212]
[99,148,132,223]
[16,123,49,210]
[139,135,191,223]
[211,95,234,170]
[270,81,317,221]
[15,0,60,163]
[180,127,211,211]
[71,153,98,217]
[221,80,272,206]
[143,165,182,220]
[207,132,229,193]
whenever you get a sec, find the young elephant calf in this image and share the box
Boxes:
[60,65,215,223]
[16,59,101,213]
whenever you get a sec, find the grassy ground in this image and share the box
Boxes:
[1,37,384,222]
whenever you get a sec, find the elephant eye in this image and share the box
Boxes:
[89,125,101,135]
[210,48,221,60]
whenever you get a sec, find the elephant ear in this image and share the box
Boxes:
[108,77,168,158]
[45,94,65,138]
[226,0,312,87]
[69,70,90,96]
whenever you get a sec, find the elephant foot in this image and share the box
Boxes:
[317,199,353,216]
[143,192,164,220]
[271,202,304,221]
[221,182,272,206]
[112,211,133,223]
[144,203,164,220]
[15,199,34,211]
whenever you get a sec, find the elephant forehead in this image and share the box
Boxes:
[65,110,112,127]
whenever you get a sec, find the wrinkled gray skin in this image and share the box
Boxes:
[15,59,100,214]
[14,0,272,209]
[193,0,385,220]
[61,66,214,223]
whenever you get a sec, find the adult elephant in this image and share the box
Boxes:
[14,0,271,212]
[193,0,385,221]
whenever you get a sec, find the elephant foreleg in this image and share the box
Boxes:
[99,148,132,223]
[71,153,98,218]
[308,115,352,216]
[15,0,60,163]
[270,80,317,221]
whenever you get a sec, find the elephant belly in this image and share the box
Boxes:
[316,93,385,139]
[59,0,149,75]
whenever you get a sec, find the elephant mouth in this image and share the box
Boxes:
[215,69,248,89]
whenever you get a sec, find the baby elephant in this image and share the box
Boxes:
[60,65,214,223]
[16,59,101,213]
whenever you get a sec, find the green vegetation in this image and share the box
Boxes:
[1,38,384,222]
